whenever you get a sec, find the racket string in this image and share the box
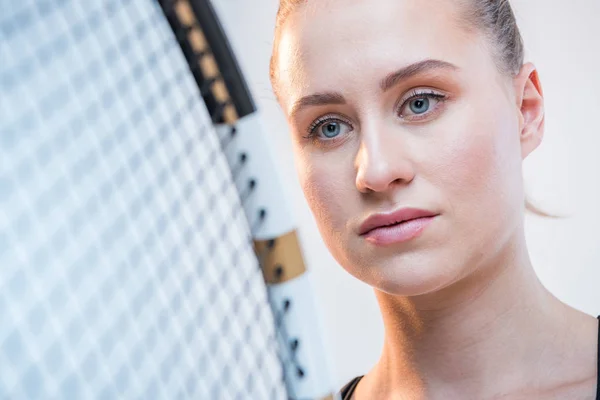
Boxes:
[161,0,307,397]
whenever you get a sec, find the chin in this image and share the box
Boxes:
[339,241,464,297]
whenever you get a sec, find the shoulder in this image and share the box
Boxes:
[535,375,597,400]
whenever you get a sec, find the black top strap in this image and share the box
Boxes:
[339,375,363,400]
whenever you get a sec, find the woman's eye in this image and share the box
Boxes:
[308,118,353,140]
[409,97,430,114]
[321,121,343,138]
[398,92,446,119]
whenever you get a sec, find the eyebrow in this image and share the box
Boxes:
[379,59,459,92]
[289,92,346,119]
[288,59,459,119]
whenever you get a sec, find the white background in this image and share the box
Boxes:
[211,0,600,388]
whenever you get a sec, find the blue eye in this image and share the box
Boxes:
[307,116,353,141]
[398,90,447,119]
[321,121,342,138]
[409,97,430,114]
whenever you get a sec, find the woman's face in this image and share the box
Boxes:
[274,0,541,295]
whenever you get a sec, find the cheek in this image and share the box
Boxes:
[295,151,353,235]
[438,134,500,197]
[431,99,522,223]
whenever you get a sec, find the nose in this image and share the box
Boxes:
[355,128,416,194]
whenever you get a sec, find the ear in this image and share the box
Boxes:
[514,62,545,159]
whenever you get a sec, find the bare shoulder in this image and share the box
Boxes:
[551,311,598,400]
[489,309,598,400]
[532,310,598,400]
[547,375,597,400]
[494,373,597,400]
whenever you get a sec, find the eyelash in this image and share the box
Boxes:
[305,114,353,137]
[397,89,447,118]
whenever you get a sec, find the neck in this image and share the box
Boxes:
[368,231,588,399]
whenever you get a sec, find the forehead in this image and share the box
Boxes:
[276,0,487,109]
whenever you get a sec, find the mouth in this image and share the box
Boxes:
[358,207,439,245]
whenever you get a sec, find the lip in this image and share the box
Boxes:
[358,207,439,245]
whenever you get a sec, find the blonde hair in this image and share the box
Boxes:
[269,0,557,218]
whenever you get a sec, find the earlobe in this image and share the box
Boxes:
[516,63,545,159]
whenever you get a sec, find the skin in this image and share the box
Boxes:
[272,0,598,399]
